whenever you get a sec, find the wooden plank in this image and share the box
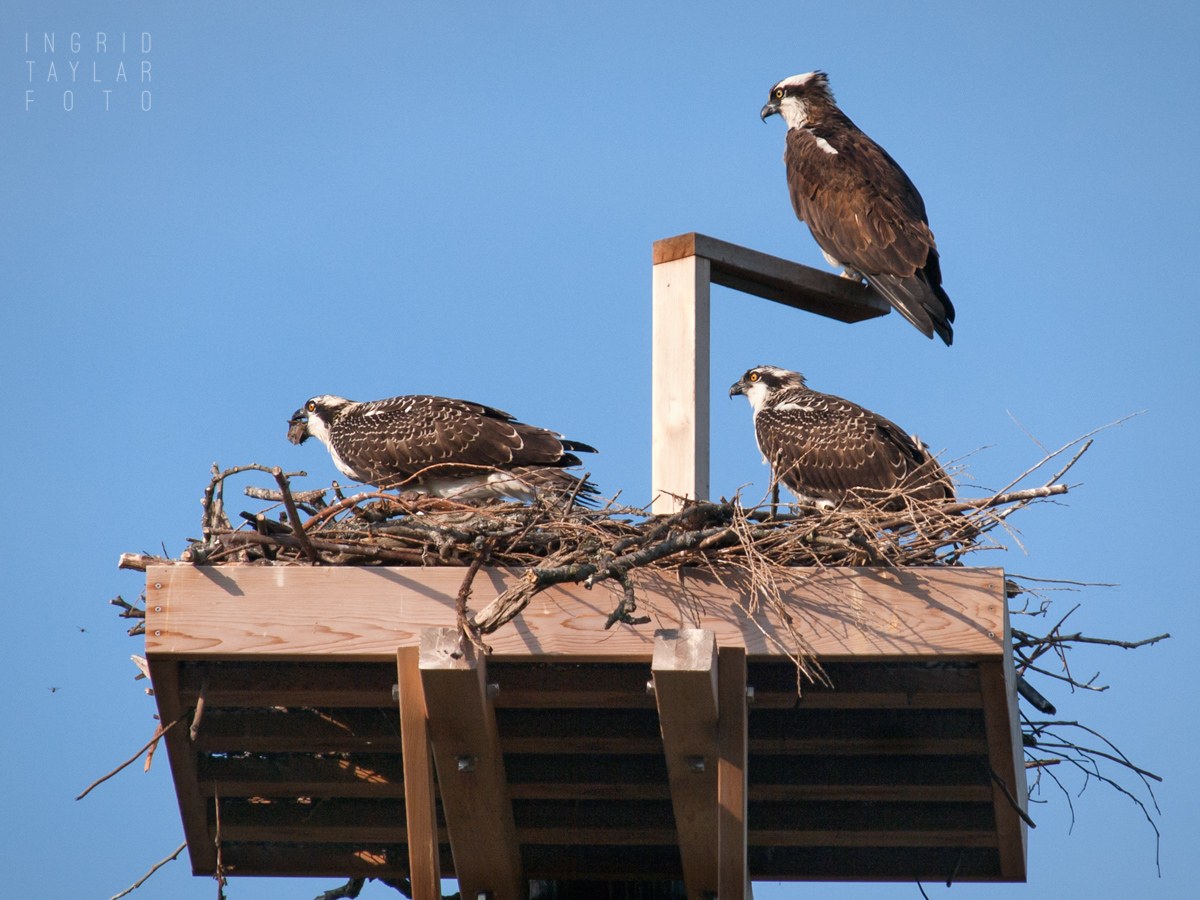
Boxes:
[146,659,215,874]
[718,646,748,900]
[651,233,890,323]
[218,844,413,878]
[652,254,710,513]
[651,629,720,900]
[747,830,997,848]
[177,661,395,707]
[748,785,991,803]
[419,628,523,900]
[980,653,1028,881]
[398,646,442,900]
[193,707,402,753]
[196,752,404,798]
[144,565,1007,662]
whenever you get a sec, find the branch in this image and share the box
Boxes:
[107,841,187,900]
[274,467,322,563]
[76,712,187,800]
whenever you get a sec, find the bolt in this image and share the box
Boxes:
[154,606,162,613]
[154,582,162,590]
[154,630,161,636]
[392,684,400,703]
[746,686,756,702]
[645,679,656,696]
[987,632,995,639]
[486,682,500,698]
[456,755,476,773]
[686,755,706,773]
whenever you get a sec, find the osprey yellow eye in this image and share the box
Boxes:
[306,401,316,412]
[775,89,783,98]
[749,372,760,382]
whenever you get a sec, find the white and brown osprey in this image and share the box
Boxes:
[288,394,598,504]
[729,365,953,508]
[761,71,955,345]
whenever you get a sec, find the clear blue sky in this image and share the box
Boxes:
[2,1,1196,898]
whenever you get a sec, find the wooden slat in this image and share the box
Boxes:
[178,661,395,707]
[192,708,402,753]
[652,254,710,514]
[651,233,890,323]
[196,752,404,798]
[145,566,1007,662]
[980,656,1028,881]
[398,646,441,900]
[718,646,748,900]
[147,659,215,873]
[651,629,720,900]
[218,843,413,878]
[419,628,523,900]
[748,785,992,803]
[747,830,997,848]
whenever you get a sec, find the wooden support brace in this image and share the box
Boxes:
[717,646,748,900]
[652,629,720,900]
[980,654,1029,880]
[652,254,710,514]
[419,628,522,900]
[397,647,442,900]
[147,658,216,874]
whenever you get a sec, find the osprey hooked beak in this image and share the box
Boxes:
[760,96,781,122]
[287,408,311,445]
[729,378,747,398]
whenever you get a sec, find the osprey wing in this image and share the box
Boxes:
[329,396,582,487]
[756,392,948,503]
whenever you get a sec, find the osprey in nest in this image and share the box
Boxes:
[288,394,598,505]
[761,71,955,345]
[729,366,953,508]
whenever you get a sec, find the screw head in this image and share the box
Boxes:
[989,605,995,612]
[392,684,400,703]
[645,679,656,695]
[154,606,162,613]
[987,631,995,639]
[154,582,162,590]
[154,630,161,636]
[456,755,477,773]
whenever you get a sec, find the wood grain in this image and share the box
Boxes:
[652,629,720,899]
[651,233,890,322]
[652,254,710,513]
[144,565,1006,662]
[718,646,748,900]
[397,646,441,900]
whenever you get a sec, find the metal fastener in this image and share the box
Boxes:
[154,606,162,613]
[686,755,706,773]
[645,679,656,696]
[486,682,500,698]
[987,631,995,638]
[154,630,161,636]
[746,686,756,702]
[154,582,162,589]
[456,755,476,773]
[392,684,400,703]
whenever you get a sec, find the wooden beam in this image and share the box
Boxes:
[419,627,523,900]
[651,629,720,900]
[398,646,442,900]
[980,653,1028,881]
[718,646,748,900]
[147,659,216,874]
[652,254,710,513]
[145,565,1007,662]
[652,233,890,323]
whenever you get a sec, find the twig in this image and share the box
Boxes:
[274,467,322,563]
[76,712,187,800]
[107,841,187,900]
[190,675,209,741]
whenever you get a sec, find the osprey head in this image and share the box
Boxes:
[288,395,355,446]
[730,366,807,414]
[760,71,834,129]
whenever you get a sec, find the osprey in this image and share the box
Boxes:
[729,365,952,508]
[761,71,955,345]
[288,394,598,504]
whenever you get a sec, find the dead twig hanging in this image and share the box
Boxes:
[107,841,188,900]
[76,712,187,800]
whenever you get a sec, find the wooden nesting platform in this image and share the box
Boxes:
[144,565,1027,898]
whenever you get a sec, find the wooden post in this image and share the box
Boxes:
[418,628,523,900]
[717,647,748,900]
[651,630,720,900]
[397,647,442,900]
[652,254,710,514]
[147,658,216,874]
[980,649,1029,879]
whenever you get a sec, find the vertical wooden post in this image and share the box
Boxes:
[717,647,747,900]
[419,628,523,900]
[980,636,1029,879]
[652,629,720,900]
[397,647,442,900]
[652,254,711,514]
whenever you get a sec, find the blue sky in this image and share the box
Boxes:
[2,1,1197,898]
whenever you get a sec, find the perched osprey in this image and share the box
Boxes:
[288,394,598,504]
[729,365,953,508]
[761,71,955,345]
